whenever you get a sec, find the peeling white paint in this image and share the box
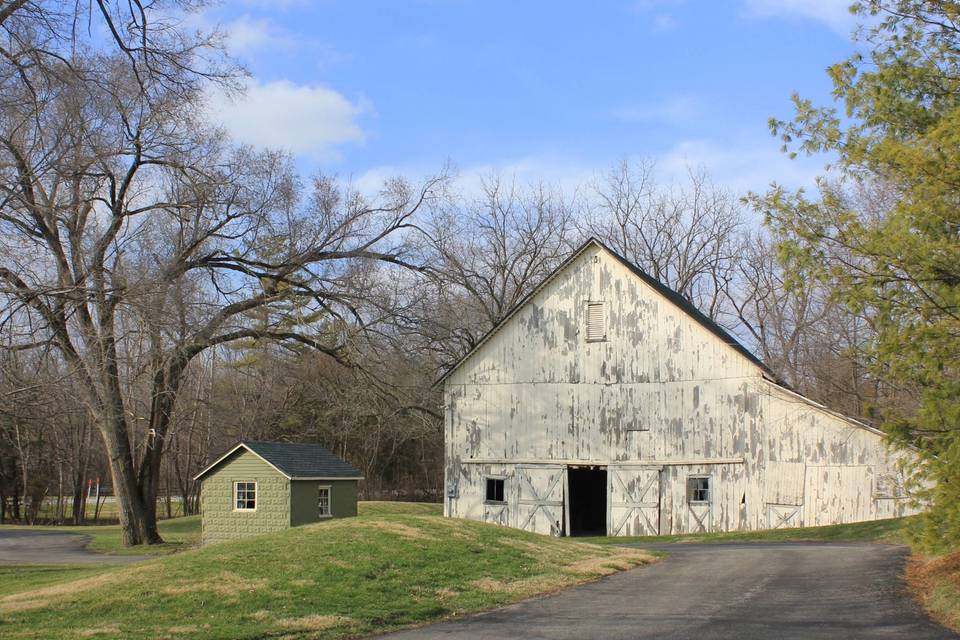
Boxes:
[444,242,920,536]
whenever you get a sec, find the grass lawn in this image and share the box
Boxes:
[581,515,911,546]
[0,502,653,640]
[0,515,202,557]
[0,565,111,598]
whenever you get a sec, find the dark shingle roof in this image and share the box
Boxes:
[243,441,362,479]
[195,441,363,481]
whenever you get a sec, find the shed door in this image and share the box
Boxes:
[515,465,566,536]
[608,465,661,536]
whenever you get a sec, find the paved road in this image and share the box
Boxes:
[0,529,147,564]
[382,542,956,640]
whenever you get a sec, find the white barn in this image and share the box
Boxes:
[440,238,919,537]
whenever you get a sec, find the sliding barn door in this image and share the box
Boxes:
[608,465,661,536]
[515,465,566,536]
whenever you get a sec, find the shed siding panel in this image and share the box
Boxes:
[200,450,290,544]
[290,480,358,526]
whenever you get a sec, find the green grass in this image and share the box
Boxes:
[0,503,653,640]
[581,516,911,546]
[358,501,442,516]
[0,565,110,598]
[23,497,190,523]
[0,515,202,557]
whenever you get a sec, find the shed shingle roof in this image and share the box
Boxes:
[195,441,363,481]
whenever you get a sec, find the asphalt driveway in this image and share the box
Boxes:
[382,541,956,640]
[0,529,146,564]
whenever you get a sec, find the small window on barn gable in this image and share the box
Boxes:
[485,477,505,503]
[586,302,606,342]
[318,485,332,517]
[235,481,257,511]
[687,476,710,504]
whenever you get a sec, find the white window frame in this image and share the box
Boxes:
[687,476,711,504]
[234,481,257,512]
[318,484,332,518]
[586,301,607,342]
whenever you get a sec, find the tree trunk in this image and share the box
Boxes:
[98,410,152,545]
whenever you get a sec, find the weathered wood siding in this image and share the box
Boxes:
[444,243,919,535]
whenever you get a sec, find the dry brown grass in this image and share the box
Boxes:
[0,566,158,614]
[78,627,120,637]
[357,520,435,540]
[906,551,960,631]
[275,614,351,631]
[245,610,272,622]
[159,571,268,597]
[289,578,315,587]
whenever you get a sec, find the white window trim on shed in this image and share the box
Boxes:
[318,485,332,518]
[234,481,257,512]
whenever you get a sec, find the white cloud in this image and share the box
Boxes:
[656,137,823,194]
[611,96,700,125]
[350,135,824,204]
[741,0,858,34]
[207,80,369,160]
[652,14,679,31]
[224,15,296,55]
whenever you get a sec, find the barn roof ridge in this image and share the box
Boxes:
[435,236,775,387]
[194,440,364,481]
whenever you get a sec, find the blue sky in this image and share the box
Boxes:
[201,0,860,195]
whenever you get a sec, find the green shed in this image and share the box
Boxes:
[194,441,363,544]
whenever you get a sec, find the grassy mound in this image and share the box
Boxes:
[0,504,653,639]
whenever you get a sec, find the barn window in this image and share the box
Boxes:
[318,485,332,517]
[485,477,505,503]
[586,302,606,342]
[687,476,710,503]
[234,481,257,511]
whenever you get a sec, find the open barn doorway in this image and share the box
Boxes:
[568,466,607,536]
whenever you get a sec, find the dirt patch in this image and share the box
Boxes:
[275,614,351,631]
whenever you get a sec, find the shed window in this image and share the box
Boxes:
[687,476,710,504]
[318,486,332,517]
[235,482,257,511]
[485,477,505,503]
[586,302,606,342]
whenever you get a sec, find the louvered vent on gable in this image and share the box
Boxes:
[586,301,606,342]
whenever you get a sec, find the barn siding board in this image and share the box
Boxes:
[443,241,922,535]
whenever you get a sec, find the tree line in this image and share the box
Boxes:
[0,0,955,549]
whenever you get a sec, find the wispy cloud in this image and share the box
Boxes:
[611,96,700,126]
[630,0,686,31]
[223,15,299,56]
[207,80,371,161]
[656,137,823,194]
[741,0,858,35]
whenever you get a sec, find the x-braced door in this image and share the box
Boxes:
[608,465,661,536]
[515,465,566,536]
